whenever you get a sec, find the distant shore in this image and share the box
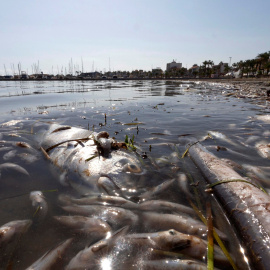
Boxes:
[0,77,269,82]
[1,77,269,100]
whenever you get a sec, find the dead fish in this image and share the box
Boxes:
[141,259,211,270]
[66,226,129,270]
[138,200,194,215]
[140,212,227,240]
[124,229,227,263]
[0,146,13,152]
[30,191,48,220]
[7,133,22,138]
[177,173,193,199]
[206,145,251,160]
[243,164,270,179]
[123,229,228,264]
[26,238,72,270]
[124,229,189,252]
[139,179,175,202]
[54,216,111,238]
[0,219,32,245]
[207,131,238,146]
[0,162,29,178]
[17,152,39,163]
[39,124,145,197]
[62,204,139,229]
[58,193,139,209]
[3,149,17,160]
[255,141,270,159]
[256,115,270,123]
[1,120,23,127]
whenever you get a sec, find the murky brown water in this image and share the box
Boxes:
[0,80,269,269]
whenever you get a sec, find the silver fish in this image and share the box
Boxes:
[207,131,238,146]
[124,229,227,263]
[256,115,270,123]
[1,120,23,127]
[0,146,13,152]
[58,193,139,209]
[124,229,188,252]
[176,172,193,199]
[141,259,211,270]
[139,179,175,202]
[3,149,17,160]
[66,226,129,270]
[255,141,270,159]
[30,191,48,220]
[39,124,144,197]
[62,204,139,229]
[140,212,227,240]
[138,200,194,215]
[0,162,29,178]
[26,238,72,270]
[54,215,111,238]
[17,152,39,163]
[0,219,32,245]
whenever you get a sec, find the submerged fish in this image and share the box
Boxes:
[58,193,139,209]
[140,212,227,240]
[207,131,238,146]
[138,200,194,215]
[3,149,17,160]
[62,204,139,229]
[124,229,227,263]
[256,114,270,123]
[26,238,72,270]
[39,124,146,197]
[141,259,211,270]
[0,219,32,245]
[54,215,111,238]
[0,162,29,178]
[255,141,270,159]
[30,191,48,220]
[66,226,129,270]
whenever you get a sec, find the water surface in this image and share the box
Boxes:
[0,80,269,269]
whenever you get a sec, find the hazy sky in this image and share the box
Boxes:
[0,0,269,74]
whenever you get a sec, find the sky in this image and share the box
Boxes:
[0,0,269,75]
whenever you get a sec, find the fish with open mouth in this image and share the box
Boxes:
[38,124,151,198]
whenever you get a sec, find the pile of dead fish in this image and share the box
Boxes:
[0,191,230,270]
[0,122,233,269]
[223,80,270,100]
[2,120,270,269]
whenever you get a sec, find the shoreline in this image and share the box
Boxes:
[0,77,269,82]
[1,77,269,101]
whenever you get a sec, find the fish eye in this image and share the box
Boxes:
[169,229,176,235]
[125,163,141,173]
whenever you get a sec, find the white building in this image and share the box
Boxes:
[166,60,182,71]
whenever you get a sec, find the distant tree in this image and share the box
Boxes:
[202,61,208,77]
[256,52,270,75]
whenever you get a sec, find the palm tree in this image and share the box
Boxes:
[256,52,270,75]
[202,61,208,77]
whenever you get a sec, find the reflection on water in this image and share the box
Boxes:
[0,80,269,269]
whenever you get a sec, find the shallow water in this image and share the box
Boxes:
[0,80,269,269]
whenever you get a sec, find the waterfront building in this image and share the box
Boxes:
[166,60,182,71]
[189,64,200,76]
[212,62,229,77]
